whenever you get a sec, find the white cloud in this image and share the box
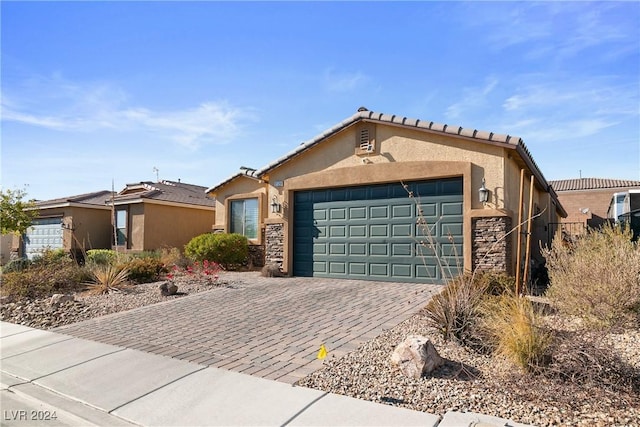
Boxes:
[323,68,369,92]
[1,75,251,149]
[445,77,499,120]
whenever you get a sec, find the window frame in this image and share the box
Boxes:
[228,196,261,242]
[115,207,128,247]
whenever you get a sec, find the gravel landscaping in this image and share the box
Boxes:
[1,275,639,426]
[298,312,640,427]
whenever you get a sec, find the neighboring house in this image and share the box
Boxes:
[207,107,566,283]
[549,178,640,236]
[111,180,215,252]
[17,191,114,260]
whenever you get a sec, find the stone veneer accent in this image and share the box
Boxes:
[265,223,284,268]
[472,216,512,273]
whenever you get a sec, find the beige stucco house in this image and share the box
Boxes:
[16,191,114,260]
[112,180,215,252]
[207,108,566,283]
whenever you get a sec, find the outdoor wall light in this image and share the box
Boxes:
[479,178,490,204]
[270,196,282,214]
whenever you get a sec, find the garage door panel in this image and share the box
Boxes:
[293,178,463,283]
[329,262,346,274]
[349,225,367,237]
[442,201,463,215]
[329,226,346,237]
[349,243,367,256]
[369,206,389,219]
[313,243,327,255]
[313,262,327,273]
[369,243,388,256]
[392,204,413,218]
[349,207,367,220]
[369,264,389,277]
[392,264,412,277]
[392,243,412,256]
[349,263,367,275]
[369,224,389,237]
[391,224,412,237]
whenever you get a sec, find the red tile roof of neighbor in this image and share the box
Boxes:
[549,178,640,192]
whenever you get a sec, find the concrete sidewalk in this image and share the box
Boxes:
[1,322,530,427]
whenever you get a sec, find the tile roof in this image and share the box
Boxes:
[207,107,548,196]
[36,190,114,208]
[549,178,640,192]
[114,180,215,207]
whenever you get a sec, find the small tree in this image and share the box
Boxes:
[0,188,39,235]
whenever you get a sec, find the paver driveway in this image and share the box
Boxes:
[55,272,441,384]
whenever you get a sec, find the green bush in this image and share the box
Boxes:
[185,233,248,269]
[2,258,32,273]
[543,223,640,328]
[86,249,118,266]
[31,248,70,266]
[119,257,166,283]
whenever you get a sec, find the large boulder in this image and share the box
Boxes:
[390,335,444,379]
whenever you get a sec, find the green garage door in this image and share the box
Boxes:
[293,178,463,283]
[24,217,63,260]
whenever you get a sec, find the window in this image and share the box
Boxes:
[230,198,259,239]
[115,209,127,246]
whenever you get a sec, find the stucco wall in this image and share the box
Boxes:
[142,202,215,250]
[68,207,112,252]
[129,203,145,251]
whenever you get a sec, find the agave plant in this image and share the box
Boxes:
[84,264,130,295]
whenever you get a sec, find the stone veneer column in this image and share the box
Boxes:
[265,223,284,268]
[472,216,512,273]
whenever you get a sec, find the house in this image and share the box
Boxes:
[17,191,114,260]
[206,107,566,283]
[549,178,640,236]
[111,180,215,252]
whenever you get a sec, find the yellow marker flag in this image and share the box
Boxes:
[317,344,327,360]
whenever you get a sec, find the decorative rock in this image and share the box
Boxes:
[50,294,75,307]
[159,282,178,296]
[390,335,444,379]
[261,262,284,277]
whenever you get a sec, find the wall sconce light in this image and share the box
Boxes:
[478,178,490,204]
[270,196,282,214]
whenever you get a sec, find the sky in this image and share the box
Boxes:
[1,1,639,201]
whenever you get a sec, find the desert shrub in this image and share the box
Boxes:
[31,248,70,266]
[480,294,553,372]
[158,246,187,269]
[1,258,32,273]
[86,249,118,266]
[84,264,130,295]
[0,257,88,298]
[543,223,640,328]
[422,272,489,348]
[544,330,640,393]
[119,257,166,283]
[185,233,248,270]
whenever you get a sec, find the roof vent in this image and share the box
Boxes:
[357,106,369,112]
